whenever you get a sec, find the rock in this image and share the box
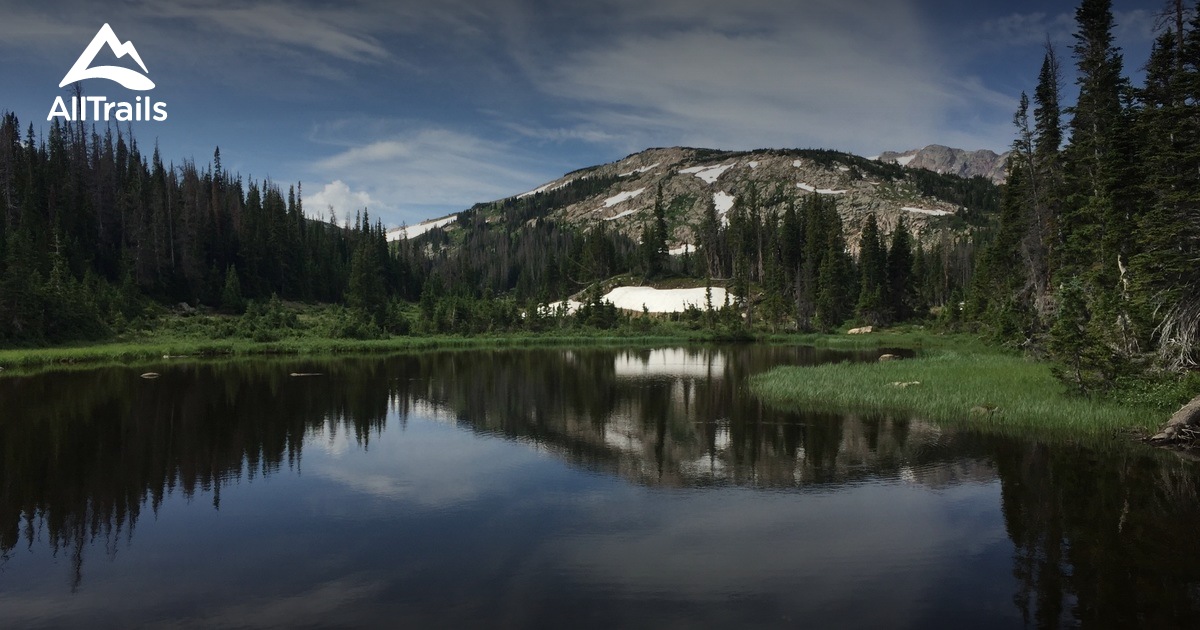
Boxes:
[290,372,324,377]
[878,145,1009,184]
[878,353,901,362]
[140,372,160,379]
[848,326,873,335]
[1149,394,1200,443]
[889,381,921,388]
[177,302,196,315]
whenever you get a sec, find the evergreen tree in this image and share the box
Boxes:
[854,214,888,326]
[221,264,245,314]
[886,216,916,322]
[1130,10,1200,367]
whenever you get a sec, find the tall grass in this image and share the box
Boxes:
[0,331,747,374]
[751,349,1165,438]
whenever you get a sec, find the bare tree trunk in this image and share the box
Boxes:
[1150,394,1200,443]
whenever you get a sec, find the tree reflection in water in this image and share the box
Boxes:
[1,347,1197,626]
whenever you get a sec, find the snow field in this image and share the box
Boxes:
[386,214,457,242]
[602,286,730,313]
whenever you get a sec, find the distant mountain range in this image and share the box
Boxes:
[874,145,1009,184]
[389,145,1001,250]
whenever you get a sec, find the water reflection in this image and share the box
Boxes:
[1,346,1198,627]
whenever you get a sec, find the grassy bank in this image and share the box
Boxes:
[750,347,1174,438]
[0,331,731,372]
[0,300,953,373]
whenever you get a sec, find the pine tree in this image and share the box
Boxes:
[855,214,888,326]
[886,216,916,322]
[222,264,245,314]
[1130,10,1200,367]
[1050,0,1137,382]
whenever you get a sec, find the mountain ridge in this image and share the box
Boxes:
[390,145,1001,250]
[875,144,1008,184]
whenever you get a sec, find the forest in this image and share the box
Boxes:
[0,0,1196,397]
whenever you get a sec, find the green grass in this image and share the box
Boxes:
[0,332,725,374]
[751,348,1167,439]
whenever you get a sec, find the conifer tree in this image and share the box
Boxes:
[855,214,888,326]
[886,216,916,322]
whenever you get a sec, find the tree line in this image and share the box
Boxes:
[967,0,1200,390]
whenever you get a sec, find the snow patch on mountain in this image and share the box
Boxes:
[386,214,457,242]
[901,206,952,216]
[618,162,661,177]
[603,187,646,208]
[679,163,734,184]
[797,182,847,195]
[713,191,735,214]
[604,208,639,221]
[517,179,572,199]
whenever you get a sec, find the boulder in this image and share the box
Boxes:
[140,372,160,379]
[848,326,873,335]
[878,353,901,362]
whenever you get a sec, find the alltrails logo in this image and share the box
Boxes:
[48,23,168,122]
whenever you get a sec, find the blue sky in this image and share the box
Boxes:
[0,0,1163,227]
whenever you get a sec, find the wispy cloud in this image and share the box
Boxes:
[518,0,1014,153]
[307,124,556,227]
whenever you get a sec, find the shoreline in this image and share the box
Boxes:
[749,347,1176,440]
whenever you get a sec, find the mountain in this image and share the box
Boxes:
[404,146,1000,251]
[875,145,1009,184]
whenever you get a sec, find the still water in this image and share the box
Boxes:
[1,346,1198,628]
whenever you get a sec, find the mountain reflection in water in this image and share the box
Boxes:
[1,346,1198,628]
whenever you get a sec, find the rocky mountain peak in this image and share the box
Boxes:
[876,145,1008,184]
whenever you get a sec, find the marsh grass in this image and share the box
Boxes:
[0,331,732,375]
[751,349,1166,438]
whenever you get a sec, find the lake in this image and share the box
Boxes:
[2,346,1198,628]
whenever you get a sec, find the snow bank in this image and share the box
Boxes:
[618,162,661,177]
[602,286,729,313]
[901,206,952,216]
[603,208,639,221]
[386,214,457,242]
[748,161,760,169]
[679,163,734,184]
[668,244,692,256]
[603,187,646,208]
[539,300,583,315]
[797,182,847,195]
[895,154,917,166]
[517,178,572,199]
[713,191,735,214]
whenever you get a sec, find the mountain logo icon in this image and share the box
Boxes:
[59,23,155,91]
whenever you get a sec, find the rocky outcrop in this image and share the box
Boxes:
[510,147,980,254]
[877,145,1008,184]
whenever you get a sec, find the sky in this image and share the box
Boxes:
[0,0,1166,228]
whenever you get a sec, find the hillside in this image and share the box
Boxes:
[390,146,1001,252]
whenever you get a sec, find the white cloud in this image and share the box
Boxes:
[305,180,387,223]
[308,125,556,228]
